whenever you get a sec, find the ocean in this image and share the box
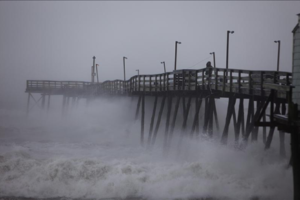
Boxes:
[0,97,293,200]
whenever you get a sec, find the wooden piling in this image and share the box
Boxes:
[164,96,173,145]
[279,102,286,158]
[170,96,181,138]
[47,95,51,111]
[245,97,254,141]
[135,95,142,120]
[203,97,209,133]
[62,95,66,116]
[26,93,31,116]
[236,98,245,142]
[152,96,166,145]
[148,96,158,145]
[195,97,200,133]
[208,97,214,137]
[141,95,145,145]
[221,96,236,144]
[265,126,275,150]
[251,101,260,142]
[232,107,238,143]
[212,99,219,131]
[182,96,192,132]
[182,96,186,117]
[191,95,203,136]
[41,94,45,110]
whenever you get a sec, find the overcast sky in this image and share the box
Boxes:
[0,1,299,108]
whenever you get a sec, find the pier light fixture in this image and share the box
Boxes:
[161,61,166,73]
[226,30,234,80]
[174,41,182,71]
[123,57,127,81]
[274,40,281,71]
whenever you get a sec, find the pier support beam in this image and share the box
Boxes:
[245,97,254,141]
[279,102,286,158]
[251,101,260,142]
[235,98,245,143]
[221,96,236,144]
[141,95,145,145]
[203,97,209,133]
[135,95,142,120]
[164,96,173,145]
[182,96,192,132]
[47,95,51,111]
[26,93,31,116]
[152,96,166,145]
[148,96,158,145]
[191,95,203,136]
[170,96,181,139]
[41,94,45,110]
[213,99,219,131]
[62,95,67,116]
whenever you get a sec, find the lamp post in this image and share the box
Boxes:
[96,64,99,83]
[226,30,234,79]
[210,52,216,68]
[174,41,181,70]
[92,56,96,83]
[161,61,166,73]
[274,40,281,71]
[123,56,127,81]
[136,69,139,76]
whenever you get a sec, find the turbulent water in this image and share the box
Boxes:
[0,97,293,200]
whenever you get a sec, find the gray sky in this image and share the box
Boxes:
[0,1,299,108]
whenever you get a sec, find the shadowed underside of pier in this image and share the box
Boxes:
[25,67,293,155]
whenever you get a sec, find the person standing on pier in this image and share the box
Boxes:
[206,61,213,93]
[206,61,213,82]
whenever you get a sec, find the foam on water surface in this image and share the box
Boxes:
[0,98,293,200]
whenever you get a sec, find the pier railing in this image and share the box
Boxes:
[100,68,292,98]
[26,68,292,99]
[26,80,93,94]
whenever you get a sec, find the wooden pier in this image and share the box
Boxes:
[26,68,292,147]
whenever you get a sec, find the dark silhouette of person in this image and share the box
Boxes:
[206,61,213,81]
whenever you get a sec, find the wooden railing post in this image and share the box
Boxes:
[160,75,162,92]
[229,70,233,93]
[138,75,141,92]
[249,71,252,95]
[163,74,166,91]
[260,71,264,96]
[222,69,226,92]
[188,71,191,90]
[238,70,241,93]
[173,73,176,91]
[194,71,197,91]
[143,75,146,92]
[150,76,153,92]
[215,69,219,91]
[155,76,158,92]
[166,73,169,91]
[183,70,186,91]
[202,70,205,90]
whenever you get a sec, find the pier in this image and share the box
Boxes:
[26,67,292,148]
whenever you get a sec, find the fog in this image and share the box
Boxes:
[0,98,293,199]
[0,1,298,199]
[0,1,300,109]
